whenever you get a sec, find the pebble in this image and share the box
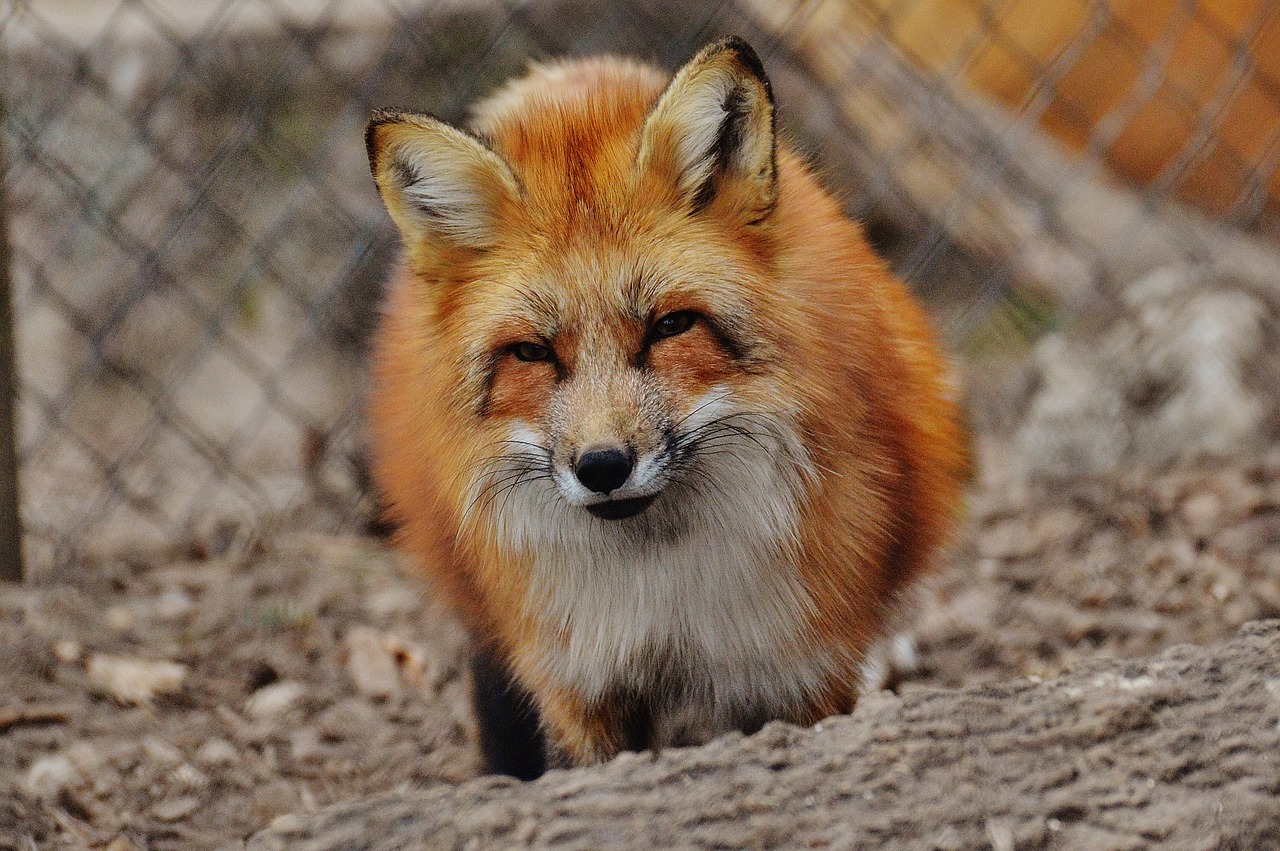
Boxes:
[196,738,240,766]
[455,802,518,835]
[25,754,78,799]
[53,639,83,664]
[173,762,210,791]
[252,780,300,823]
[105,837,146,851]
[245,681,306,720]
[317,698,380,742]
[153,588,195,620]
[343,626,402,700]
[1181,490,1223,537]
[266,813,305,834]
[143,737,183,767]
[86,654,187,705]
[152,795,202,822]
[365,586,417,618]
[103,607,135,632]
[289,727,324,762]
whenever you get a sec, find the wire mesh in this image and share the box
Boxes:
[3,0,1278,574]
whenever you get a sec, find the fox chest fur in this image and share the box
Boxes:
[366,38,967,771]
[503,400,832,749]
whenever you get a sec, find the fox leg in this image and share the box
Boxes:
[469,646,547,780]
[536,689,635,767]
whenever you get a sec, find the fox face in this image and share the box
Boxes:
[459,237,816,556]
[367,42,812,549]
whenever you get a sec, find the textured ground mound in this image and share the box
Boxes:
[249,621,1280,850]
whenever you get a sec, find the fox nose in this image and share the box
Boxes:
[574,447,633,494]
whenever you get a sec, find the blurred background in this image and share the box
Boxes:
[4,0,1280,576]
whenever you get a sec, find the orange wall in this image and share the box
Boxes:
[861,0,1280,219]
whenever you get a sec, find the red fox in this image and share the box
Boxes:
[365,37,967,776]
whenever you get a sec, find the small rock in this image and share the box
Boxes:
[90,767,124,799]
[25,754,78,799]
[66,738,100,763]
[152,795,201,822]
[455,802,518,835]
[173,763,209,791]
[986,819,1015,851]
[87,654,187,705]
[153,588,195,620]
[245,681,306,720]
[267,813,305,834]
[31,742,106,799]
[53,639,83,664]
[103,606,135,632]
[317,698,381,742]
[366,586,416,618]
[1182,490,1223,537]
[196,738,239,766]
[343,626,402,701]
[142,737,182,767]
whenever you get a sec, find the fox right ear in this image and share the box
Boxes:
[366,111,521,254]
[636,38,777,224]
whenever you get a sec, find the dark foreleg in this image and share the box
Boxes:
[469,645,547,780]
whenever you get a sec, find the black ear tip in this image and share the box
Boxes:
[364,125,382,175]
[707,36,768,84]
[364,109,409,172]
[364,108,440,173]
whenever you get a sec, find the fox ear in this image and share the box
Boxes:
[366,111,521,253]
[636,37,777,223]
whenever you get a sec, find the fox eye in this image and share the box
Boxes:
[653,311,697,340]
[512,342,552,362]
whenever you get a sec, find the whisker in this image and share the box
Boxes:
[678,423,776,448]
[463,462,549,518]
[495,468,552,516]
[496,438,550,454]
[674,419,777,457]
[668,391,735,433]
[672,411,776,448]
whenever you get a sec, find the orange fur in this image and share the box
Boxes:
[366,39,967,766]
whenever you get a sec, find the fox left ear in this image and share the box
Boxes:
[636,37,777,224]
[365,110,521,256]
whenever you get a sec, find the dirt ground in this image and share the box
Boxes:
[4,431,1280,849]
[248,621,1280,851]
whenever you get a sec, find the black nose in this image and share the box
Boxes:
[575,447,633,494]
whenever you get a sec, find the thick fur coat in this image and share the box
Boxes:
[365,38,967,770]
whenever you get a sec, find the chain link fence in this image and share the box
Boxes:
[3,0,1278,576]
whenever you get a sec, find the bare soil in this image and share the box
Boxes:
[4,442,1280,849]
[0,535,474,849]
[249,621,1280,851]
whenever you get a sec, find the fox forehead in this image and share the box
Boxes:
[471,56,669,211]
[462,242,759,351]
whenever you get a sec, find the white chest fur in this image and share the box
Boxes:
[486,402,836,746]
[526,517,831,744]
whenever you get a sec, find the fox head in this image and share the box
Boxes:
[366,38,817,549]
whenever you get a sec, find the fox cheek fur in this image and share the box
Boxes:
[365,37,968,775]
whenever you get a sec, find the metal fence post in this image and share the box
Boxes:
[0,115,24,582]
